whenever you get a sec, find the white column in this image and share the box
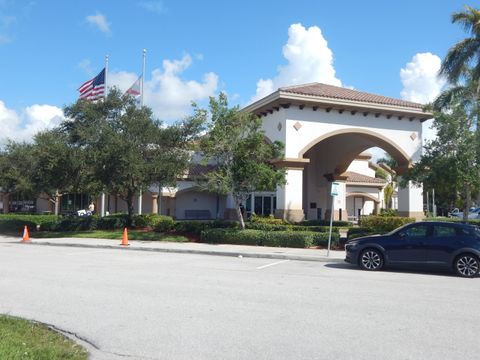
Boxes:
[275,168,304,222]
[224,194,236,220]
[398,177,424,219]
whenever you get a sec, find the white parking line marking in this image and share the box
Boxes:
[256,260,290,270]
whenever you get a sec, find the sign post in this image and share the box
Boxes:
[327,182,339,257]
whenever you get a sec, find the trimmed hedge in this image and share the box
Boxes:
[0,214,58,233]
[245,222,339,233]
[200,228,340,248]
[359,215,415,233]
[250,214,287,225]
[347,227,376,240]
[173,220,239,235]
[297,219,350,227]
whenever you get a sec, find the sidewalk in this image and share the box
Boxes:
[0,235,345,263]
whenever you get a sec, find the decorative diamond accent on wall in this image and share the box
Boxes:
[277,122,282,131]
[410,132,417,140]
[293,121,302,131]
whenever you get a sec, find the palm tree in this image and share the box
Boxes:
[440,6,480,83]
[377,155,398,210]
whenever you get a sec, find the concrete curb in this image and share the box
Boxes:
[20,241,345,263]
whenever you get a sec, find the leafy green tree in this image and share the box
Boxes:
[403,107,480,220]
[63,89,203,224]
[0,142,36,213]
[31,129,92,215]
[198,94,286,229]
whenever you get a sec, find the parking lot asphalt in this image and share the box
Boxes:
[0,238,479,360]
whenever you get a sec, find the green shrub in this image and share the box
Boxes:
[379,208,399,217]
[132,214,150,228]
[200,228,339,248]
[359,215,415,233]
[174,220,238,235]
[200,228,262,245]
[245,222,339,233]
[347,227,376,240]
[245,222,292,231]
[297,219,350,227]
[0,214,58,233]
[97,214,129,230]
[261,231,312,248]
[55,216,100,231]
[152,215,175,233]
[250,214,287,225]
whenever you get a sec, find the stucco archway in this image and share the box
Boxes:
[298,128,412,173]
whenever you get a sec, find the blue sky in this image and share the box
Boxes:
[0,0,478,145]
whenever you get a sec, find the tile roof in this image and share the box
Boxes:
[186,164,217,177]
[345,171,387,184]
[280,83,423,109]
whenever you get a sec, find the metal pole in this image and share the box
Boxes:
[327,195,334,257]
[101,55,109,218]
[137,50,146,215]
[141,49,146,107]
[432,188,436,217]
[426,191,429,215]
[101,193,105,217]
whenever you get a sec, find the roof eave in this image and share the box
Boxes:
[242,91,433,121]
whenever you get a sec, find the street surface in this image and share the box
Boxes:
[0,238,478,359]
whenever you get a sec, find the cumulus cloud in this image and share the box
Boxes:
[251,23,341,102]
[139,1,166,14]
[400,52,446,144]
[109,54,218,121]
[86,12,111,34]
[0,101,64,147]
[400,52,445,104]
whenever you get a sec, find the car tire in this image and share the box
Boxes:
[359,248,384,271]
[454,254,479,278]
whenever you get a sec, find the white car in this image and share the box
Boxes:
[450,207,480,219]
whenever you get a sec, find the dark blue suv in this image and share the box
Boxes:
[345,221,480,277]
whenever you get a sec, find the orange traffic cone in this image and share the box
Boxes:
[22,225,30,242]
[121,227,129,246]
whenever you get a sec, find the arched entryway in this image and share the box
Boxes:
[243,82,432,222]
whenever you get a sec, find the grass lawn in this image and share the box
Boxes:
[29,229,189,242]
[0,315,88,360]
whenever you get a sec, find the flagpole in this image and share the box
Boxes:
[138,49,146,215]
[141,49,146,107]
[101,54,109,218]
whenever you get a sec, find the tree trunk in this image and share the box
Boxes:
[126,191,134,227]
[463,183,471,222]
[235,199,245,230]
[2,193,9,213]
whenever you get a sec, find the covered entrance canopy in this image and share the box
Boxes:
[243,82,433,222]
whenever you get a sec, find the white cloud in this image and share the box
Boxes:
[86,12,111,34]
[400,52,446,145]
[0,101,64,147]
[109,54,218,121]
[251,23,341,102]
[139,1,166,14]
[400,52,445,104]
[78,58,94,76]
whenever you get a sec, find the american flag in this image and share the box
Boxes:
[78,68,106,101]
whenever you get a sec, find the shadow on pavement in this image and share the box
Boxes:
[324,262,462,278]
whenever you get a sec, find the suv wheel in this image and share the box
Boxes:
[359,249,384,271]
[454,254,479,278]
